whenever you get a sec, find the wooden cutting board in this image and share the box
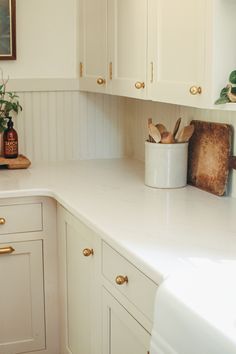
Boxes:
[0,155,31,169]
[188,120,236,196]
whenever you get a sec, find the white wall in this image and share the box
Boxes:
[0,0,77,81]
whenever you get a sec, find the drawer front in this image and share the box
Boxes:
[102,242,158,321]
[0,203,43,235]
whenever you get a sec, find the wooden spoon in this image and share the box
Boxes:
[177,124,195,143]
[148,118,161,143]
[172,117,181,139]
[161,131,175,144]
[156,123,167,135]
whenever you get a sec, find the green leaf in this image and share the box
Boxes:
[215,96,230,105]
[220,87,229,98]
[229,70,236,84]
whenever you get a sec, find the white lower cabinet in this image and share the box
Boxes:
[0,197,59,354]
[58,205,101,354]
[58,205,158,354]
[102,288,151,354]
[0,240,45,354]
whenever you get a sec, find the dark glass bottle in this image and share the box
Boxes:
[3,117,18,158]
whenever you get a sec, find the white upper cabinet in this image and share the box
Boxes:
[148,0,236,108]
[79,0,107,93]
[79,0,236,108]
[148,0,207,107]
[108,0,148,99]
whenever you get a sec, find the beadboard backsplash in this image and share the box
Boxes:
[13,91,236,197]
[15,91,126,162]
[124,98,236,197]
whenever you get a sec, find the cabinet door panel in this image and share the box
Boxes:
[0,240,45,354]
[58,207,101,354]
[109,0,148,98]
[149,0,208,106]
[79,0,107,92]
[102,288,150,354]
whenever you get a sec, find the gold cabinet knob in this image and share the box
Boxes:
[189,86,202,95]
[135,81,145,89]
[82,248,94,257]
[115,275,128,285]
[0,218,6,225]
[0,246,15,255]
[97,77,106,85]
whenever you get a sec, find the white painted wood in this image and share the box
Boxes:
[148,0,207,107]
[102,288,151,354]
[79,0,108,93]
[102,242,158,321]
[0,203,42,235]
[15,91,126,163]
[108,0,148,99]
[0,240,45,354]
[58,205,101,354]
[0,197,59,354]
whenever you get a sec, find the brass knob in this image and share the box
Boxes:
[135,81,145,89]
[82,248,94,257]
[189,86,202,95]
[0,246,15,255]
[97,77,106,85]
[115,275,128,285]
[0,218,6,225]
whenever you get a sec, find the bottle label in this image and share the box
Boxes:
[5,141,18,155]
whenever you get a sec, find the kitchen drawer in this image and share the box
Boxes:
[102,242,158,321]
[0,203,43,235]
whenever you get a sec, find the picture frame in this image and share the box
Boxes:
[0,0,16,60]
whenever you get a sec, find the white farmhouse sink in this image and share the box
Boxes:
[150,263,236,354]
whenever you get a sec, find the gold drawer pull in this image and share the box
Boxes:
[0,246,15,255]
[135,81,145,89]
[97,77,106,85]
[83,248,94,257]
[115,275,128,285]
[189,86,202,95]
[0,218,6,225]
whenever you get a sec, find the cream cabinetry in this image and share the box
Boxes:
[58,205,101,354]
[148,0,236,108]
[102,242,158,354]
[79,0,236,108]
[102,288,151,354]
[108,0,148,99]
[0,197,58,354]
[79,0,107,93]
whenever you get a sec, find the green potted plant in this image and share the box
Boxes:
[215,70,236,104]
[0,70,22,132]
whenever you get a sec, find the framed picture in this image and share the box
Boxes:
[0,0,16,60]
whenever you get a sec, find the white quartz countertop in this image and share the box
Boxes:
[0,158,236,285]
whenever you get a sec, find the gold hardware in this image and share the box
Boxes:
[97,77,106,85]
[83,248,94,257]
[79,62,83,77]
[115,275,128,285]
[109,62,113,80]
[0,246,15,255]
[135,81,145,89]
[0,218,6,225]
[189,86,202,95]
[150,62,154,83]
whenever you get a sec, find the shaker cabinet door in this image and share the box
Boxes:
[58,205,101,354]
[0,240,45,354]
[108,0,148,99]
[102,288,151,354]
[79,0,107,93]
[148,0,208,107]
